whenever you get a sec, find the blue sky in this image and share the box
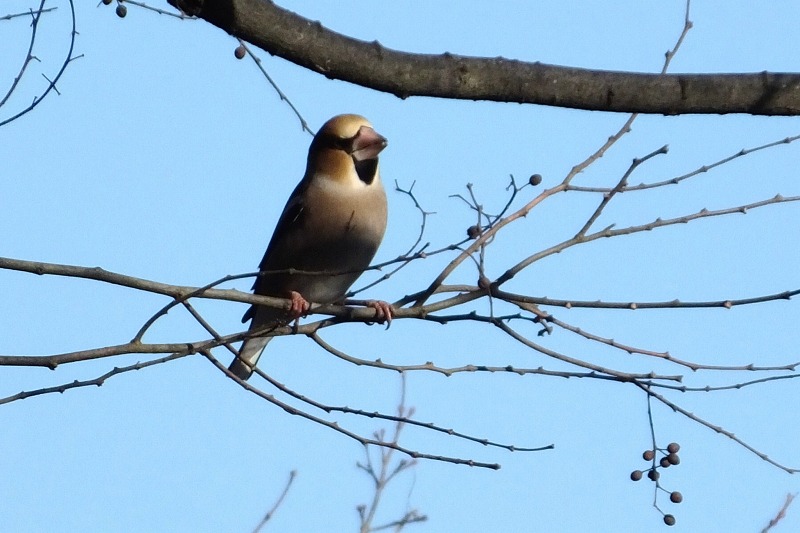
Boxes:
[2,1,799,531]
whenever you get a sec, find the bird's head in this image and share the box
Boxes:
[308,114,387,185]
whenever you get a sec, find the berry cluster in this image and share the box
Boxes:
[630,442,683,526]
[101,0,128,18]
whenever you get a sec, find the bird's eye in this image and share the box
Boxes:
[328,135,352,152]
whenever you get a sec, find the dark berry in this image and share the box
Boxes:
[630,470,643,481]
[667,453,680,465]
[667,442,680,454]
[115,4,127,17]
[643,450,655,461]
[664,514,676,526]
[234,45,246,59]
[647,469,660,481]
[670,491,683,504]
[528,174,542,186]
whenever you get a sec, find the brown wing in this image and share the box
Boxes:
[242,178,309,323]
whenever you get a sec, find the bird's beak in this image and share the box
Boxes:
[350,125,387,162]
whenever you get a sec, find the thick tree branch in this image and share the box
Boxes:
[167,0,800,115]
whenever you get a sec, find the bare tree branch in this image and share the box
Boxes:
[568,134,800,194]
[202,349,504,470]
[166,0,800,115]
[0,352,188,405]
[497,288,800,311]
[639,383,798,474]
[0,0,79,127]
[761,493,797,533]
[357,377,426,533]
[251,470,297,533]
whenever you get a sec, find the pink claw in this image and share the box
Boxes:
[366,300,394,325]
[288,291,311,319]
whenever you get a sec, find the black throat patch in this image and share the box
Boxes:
[354,158,378,184]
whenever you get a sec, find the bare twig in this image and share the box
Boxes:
[252,470,297,533]
[761,493,797,533]
[1,0,79,127]
[0,352,189,405]
[652,373,800,393]
[568,134,800,194]
[358,376,427,533]
[639,383,798,474]
[1,6,57,21]
[235,38,314,135]
[350,180,434,297]
[493,320,683,382]
[116,0,193,19]
[270,380,536,451]
[496,287,800,311]
[494,194,800,286]
[311,331,681,383]
[546,313,799,372]
[204,349,503,469]
[574,145,669,238]
[662,0,693,74]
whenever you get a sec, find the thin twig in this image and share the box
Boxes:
[639,383,798,474]
[311,331,681,383]
[574,145,669,238]
[524,308,800,372]
[0,352,189,405]
[761,493,797,533]
[235,38,314,135]
[492,320,683,382]
[568,134,800,194]
[252,470,297,533]
[1,0,79,127]
[204,350,503,469]
[643,373,800,393]
[117,0,193,18]
[494,194,800,285]
[358,376,424,533]
[1,6,57,21]
[496,287,800,311]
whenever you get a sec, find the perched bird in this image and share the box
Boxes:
[229,114,393,380]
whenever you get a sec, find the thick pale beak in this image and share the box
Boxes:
[350,125,387,162]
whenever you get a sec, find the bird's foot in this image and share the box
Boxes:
[288,291,311,319]
[366,300,394,326]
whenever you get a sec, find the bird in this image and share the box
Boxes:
[229,114,393,380]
